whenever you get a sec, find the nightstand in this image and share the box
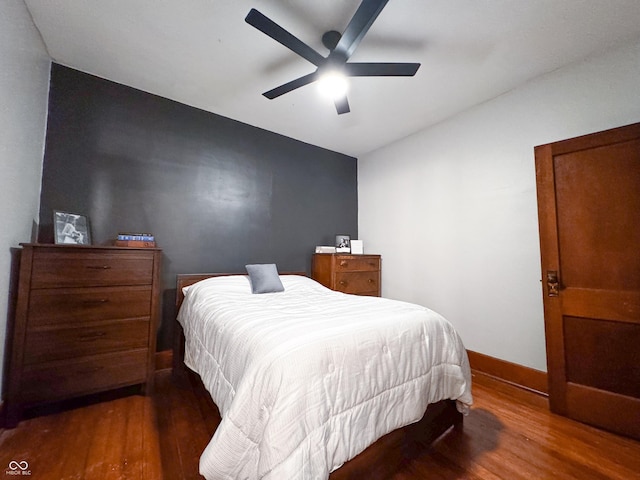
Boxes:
[311,253,381,296]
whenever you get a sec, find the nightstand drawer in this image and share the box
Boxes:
[335,272,379,294]
[24,319,150,364]
[31,250,155,288]
[334,256,380,272]
[27,286,152,327]
[20,349,148,403]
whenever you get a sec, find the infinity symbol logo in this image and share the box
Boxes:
[8,461,29,471]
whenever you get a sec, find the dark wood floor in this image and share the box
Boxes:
[2,369,639,479]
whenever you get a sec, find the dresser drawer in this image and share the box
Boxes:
[334,271,379,295]
[27,286,152,327]
[24,319,150,365]
[20,349,148,403]
[334,256,380,272]
[31,250,155,288]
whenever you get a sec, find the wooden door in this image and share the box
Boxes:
[535,122,640,440]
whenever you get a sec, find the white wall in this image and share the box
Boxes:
[358,39,640,372]
[0,0,50,395]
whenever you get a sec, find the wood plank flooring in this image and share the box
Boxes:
[1,369,639,479]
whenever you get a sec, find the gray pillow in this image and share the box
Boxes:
[245,263,285,294]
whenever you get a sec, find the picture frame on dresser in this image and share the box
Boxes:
[53,210,91,245]
[335,234,351,253]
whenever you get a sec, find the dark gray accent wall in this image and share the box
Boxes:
[38,64,358,350]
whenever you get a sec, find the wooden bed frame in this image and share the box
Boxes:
[173,273,463,479]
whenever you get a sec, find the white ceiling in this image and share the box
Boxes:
[23,0,640,157]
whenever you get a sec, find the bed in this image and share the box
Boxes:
[174,271,472,480]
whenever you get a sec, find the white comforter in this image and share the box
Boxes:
[177,275,472,480]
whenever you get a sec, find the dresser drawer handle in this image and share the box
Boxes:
[368,278,375,283]
[339,281,347,286]
[86,265,112,270]
[82,299,109,306]
[76,366,104,374]
[339,261,348,267]
[78,331,107,341]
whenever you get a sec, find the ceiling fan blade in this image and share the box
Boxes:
[246,9,325,67]
[334,95,350,115]
[344,62,420,76]
[330,0,389,62]
[263,71,319,99]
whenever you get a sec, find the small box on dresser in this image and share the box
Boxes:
[312,253,381,296]
[3,244,162,427]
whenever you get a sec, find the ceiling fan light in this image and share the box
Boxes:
[317,71,349,100]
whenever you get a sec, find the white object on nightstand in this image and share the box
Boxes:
[315,245,336,253]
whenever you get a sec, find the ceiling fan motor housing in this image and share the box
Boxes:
[322,30,342,51]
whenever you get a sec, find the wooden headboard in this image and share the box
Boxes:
[173,272,306,372]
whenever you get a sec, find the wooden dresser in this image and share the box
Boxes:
[312,253,381,296]
[4,244,161,427]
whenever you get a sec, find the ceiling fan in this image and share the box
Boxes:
[245,0,420,114]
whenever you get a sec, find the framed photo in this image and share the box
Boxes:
[54,210,91,245]
[335,234,351,253]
